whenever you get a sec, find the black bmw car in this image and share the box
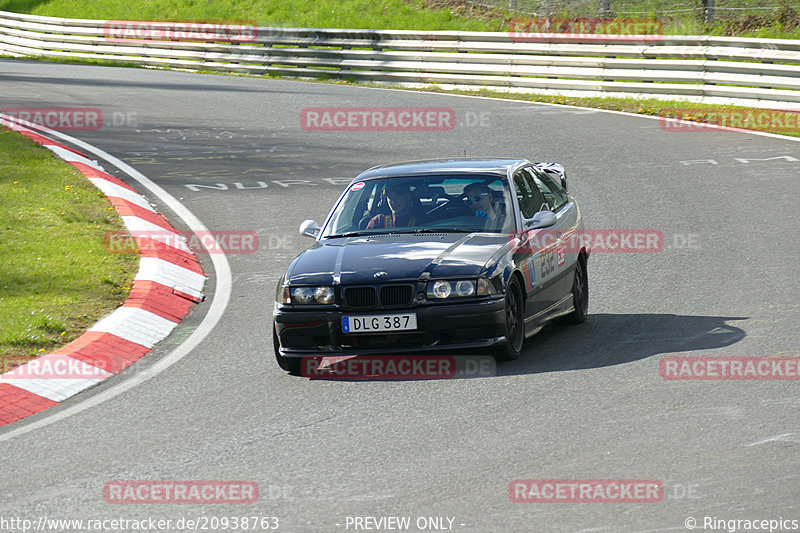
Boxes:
[273,159,589,373]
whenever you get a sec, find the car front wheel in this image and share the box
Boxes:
[493,277,525,361]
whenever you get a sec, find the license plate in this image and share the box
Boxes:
[341,313,417,333]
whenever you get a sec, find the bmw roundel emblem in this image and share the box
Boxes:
[374,271,388,278]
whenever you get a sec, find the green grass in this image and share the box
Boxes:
[3,0,800,37]
[0,0,511,30]
[0,127,138,361]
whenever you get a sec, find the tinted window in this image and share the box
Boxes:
[513,169,547,219]
[531,168,569,211]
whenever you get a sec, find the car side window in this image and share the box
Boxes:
[513,169,547,219]
[531,168,569,212]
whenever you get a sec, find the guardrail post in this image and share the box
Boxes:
[703,0,715,23]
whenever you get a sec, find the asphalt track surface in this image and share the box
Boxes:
[1,59,799,532]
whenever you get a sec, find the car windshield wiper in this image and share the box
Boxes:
[325,230,412,238]
[326,228,475,238]
[407,228,475,234]
[324,231,373,238]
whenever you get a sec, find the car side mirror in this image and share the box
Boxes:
[299,219,321,238]
[526,210,557,229]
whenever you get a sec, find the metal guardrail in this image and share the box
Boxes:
[2,10,800,107]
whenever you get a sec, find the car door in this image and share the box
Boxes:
[511,167,558,321]
[528,166,580,302]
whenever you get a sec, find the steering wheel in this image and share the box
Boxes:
[358,214,373,230]
[425,194,465,216]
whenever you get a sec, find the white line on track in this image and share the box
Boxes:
[0,120,232,442]
[746,433,800,446]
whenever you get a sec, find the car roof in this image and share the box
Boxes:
[356,158,529,180]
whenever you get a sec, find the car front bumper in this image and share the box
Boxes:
[273,297,507,358]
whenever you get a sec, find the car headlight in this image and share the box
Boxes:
[427,280,476,299]
[281,286,335,305]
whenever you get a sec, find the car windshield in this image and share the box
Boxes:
[322,174,515,238]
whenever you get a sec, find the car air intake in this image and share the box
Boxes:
[344,287,377,307]
[380,285,413,306]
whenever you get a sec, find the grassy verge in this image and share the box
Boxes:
[0,127,138,362]
[3,0,800,38]
[0,0,510,31]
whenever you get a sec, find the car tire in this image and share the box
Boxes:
[274,326,301,374]
[493,277,525,361]
[556,255,588,325]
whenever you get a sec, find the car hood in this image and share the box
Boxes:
[286,233,508,286]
